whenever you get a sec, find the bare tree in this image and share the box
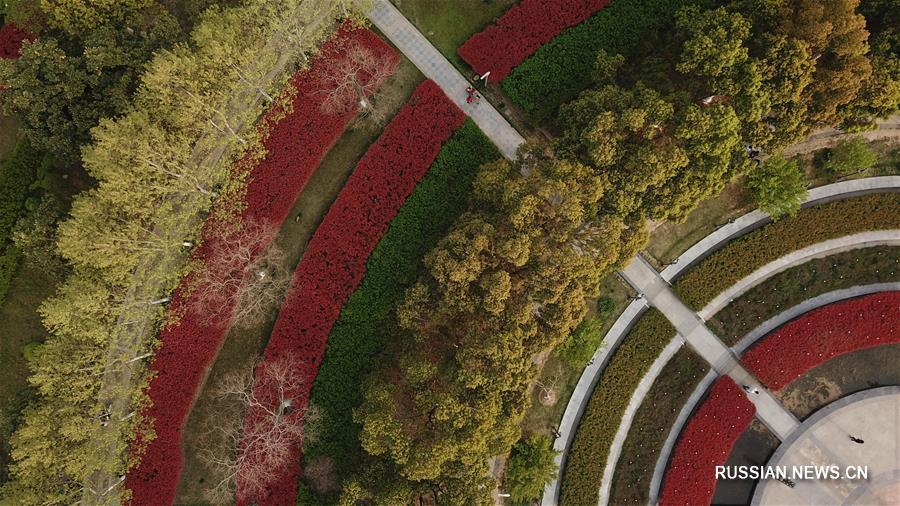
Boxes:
[303,455,338,495]
[198,356,312,504]
[318,40,399,123]
[191,219,291,328]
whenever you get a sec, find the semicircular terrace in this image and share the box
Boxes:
[542,176,900,506]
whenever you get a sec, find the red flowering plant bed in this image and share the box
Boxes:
[457,0,611,82]
[0,23,29,59]
[123,25,396,505]
[742,291,900,391]
[234,79,466,505]
[660,377,756,506]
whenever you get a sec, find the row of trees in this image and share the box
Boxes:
[338,0,897,503]
[0,0,359,503]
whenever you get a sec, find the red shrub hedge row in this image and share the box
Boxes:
[660,377,756,506]
[235,80,466,505]
[742,292,900,391]
[124,25,395,505]
[457,0,611,82]
[0,23,29,59]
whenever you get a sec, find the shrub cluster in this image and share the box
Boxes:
[675,193,900,309]
[742,291,900,391]
[559,309,675,505]
[501,0,708,121]
[0,142,41,301]
[659,377,755,505]
[304,120,499,483]
[238,80,465,504]
[457,0,610,83]
[124,26,396,505]
[0,23,28,59]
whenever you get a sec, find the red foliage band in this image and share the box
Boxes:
[742,291,900,391]
[124,25,396,506]
[235,79,466,505]
[457,0,611,82]
[660,377,756,506]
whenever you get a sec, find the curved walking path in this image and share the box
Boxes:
[621,256,801,437]
[541,177,900,506]
[367,0,525,159]
[783,114,900,157]
[650,282,900,504]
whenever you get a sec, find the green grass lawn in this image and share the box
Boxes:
[391,0,516,70]
[174,58,424,504]
[520,274,633,437]
[0,263,56,484]
[0,115,18,162]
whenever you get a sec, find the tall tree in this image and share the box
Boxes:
[778,0,872,127]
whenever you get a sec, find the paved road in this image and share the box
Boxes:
[368,0,525,159]
[620,256,800,440]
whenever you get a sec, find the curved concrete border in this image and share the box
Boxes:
[649,284,900,504]
[698,230,900,319]
[541,176,900,506]
[750,386,900,505]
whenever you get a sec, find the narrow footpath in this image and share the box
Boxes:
[620,255,800,441]
[367,0,525,159]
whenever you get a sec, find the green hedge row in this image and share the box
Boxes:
[559,309,675,505]
[501,0,712,123]
[609,348,708,504]
[303,120,500,482]
[0,142,40,301]
[675,193,900,309]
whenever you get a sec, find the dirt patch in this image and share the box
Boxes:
[777,344,900,420]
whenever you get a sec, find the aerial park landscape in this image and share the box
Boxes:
[0,0,898,504]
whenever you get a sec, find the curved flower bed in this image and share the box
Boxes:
[457,0,610,83]
[742,291,900,391]
[0,24,29,59]
[675,193,900,310]
[659,377,755,506]
[303,120,499,486]
[124,26,395,505]
[235,79,466,505]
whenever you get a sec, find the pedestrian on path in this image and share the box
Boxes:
[849,435,865,444]
[742,384,760,395]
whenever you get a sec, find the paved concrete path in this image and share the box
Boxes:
[650,283,900,503]
[620,256,801,440]
[368,0,525,159]
[753,386,900,505]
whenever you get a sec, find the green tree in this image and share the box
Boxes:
[747,154,807,218]
[352,150,630,504]
[0,11,181,160]
[823,137,878,176]
[554,311,608,368]
[505,435,559,503]
[840,33,899,131]
[40,0,155,36]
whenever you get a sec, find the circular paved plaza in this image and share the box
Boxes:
[754,387,900,505]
